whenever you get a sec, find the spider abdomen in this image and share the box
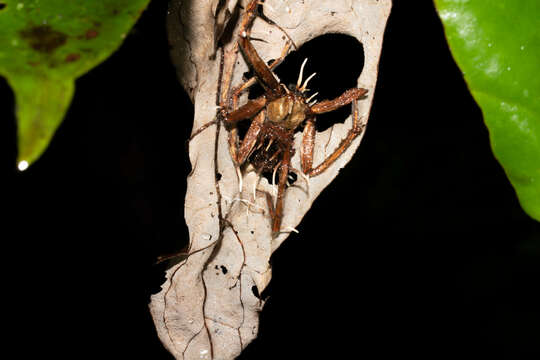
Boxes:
[249,123,294,174]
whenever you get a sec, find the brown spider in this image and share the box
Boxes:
[194,1,368,236]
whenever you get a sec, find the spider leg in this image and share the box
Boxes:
[300,117,316,174]
[309,88,367,114]
[224,95,267,126]
[263,190,276,230]
[223,94,265,171]
[187,94,266,152]
[237,2,285,98]
[218,0,261,106]
[235,110,265,165]
[271,145,291,236]
[239,37,283,98]
[252,170,261,201]
[186,117,219,146]
[226,110,265,195]
[231,40,292,104]
[302,89,368,177]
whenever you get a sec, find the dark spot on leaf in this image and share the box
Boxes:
[0,3,6,10]
[220,265,228,274]
[20,25,67,53]
[65,53,80,62]
[85,29,99,39]
[216,172,222,181]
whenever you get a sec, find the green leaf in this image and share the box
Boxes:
[434,0,540,221]
[0,0,150,168]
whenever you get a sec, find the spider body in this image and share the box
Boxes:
[234,89,308,175]
[194,0,368,236]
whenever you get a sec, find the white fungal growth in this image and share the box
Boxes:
[272,162,279,199]
[306,91,318,103]
[236,166,244,194]
[300,72,317,92]
[296,58,309,88]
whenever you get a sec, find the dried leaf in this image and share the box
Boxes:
[150,1,391,359]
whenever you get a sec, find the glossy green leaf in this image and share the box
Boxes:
[434,0,540,221]
[0,0,150,168]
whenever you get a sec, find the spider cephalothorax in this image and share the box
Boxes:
[265,60,315,130]
[266,93,308,130]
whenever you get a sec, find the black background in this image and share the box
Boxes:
[2,0,539,359]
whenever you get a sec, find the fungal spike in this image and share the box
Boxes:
[306,92,318,103]
[265,138,274,151]
[236,166,243,194]
[272,162,280,199]
[300,72,317,92]
[296,58,309,88]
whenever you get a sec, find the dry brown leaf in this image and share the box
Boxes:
[150,1,391,359]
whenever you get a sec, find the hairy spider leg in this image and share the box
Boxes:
[224,96,267,179]
[271,143,292,235]
[301,88,368,176]
[237,2,285,100]
[234,110,266,165]
[231,40,292,104]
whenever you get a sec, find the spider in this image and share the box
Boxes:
[194,0,368,236]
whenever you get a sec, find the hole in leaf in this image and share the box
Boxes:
[287,171,297,185]
[251,284,270,301]
[246,74,265,100]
